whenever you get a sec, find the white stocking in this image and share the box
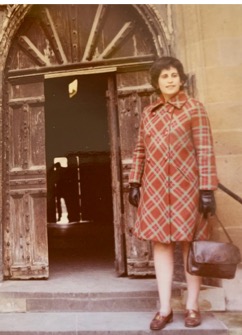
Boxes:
[153,241,174,315]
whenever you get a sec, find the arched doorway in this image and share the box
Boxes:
[2,4,169,279]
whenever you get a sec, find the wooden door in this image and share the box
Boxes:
[117,69,157,276]
[3,4,167,278]
[3,78,48,279]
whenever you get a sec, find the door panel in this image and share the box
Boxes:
[31,193,47,262]
[117,69,157,276]
[30,105,45,166]
[3,79,48,279]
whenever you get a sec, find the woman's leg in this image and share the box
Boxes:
[153,241,174,315]
[182,242,202,311]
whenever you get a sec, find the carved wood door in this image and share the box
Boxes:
[3,78,48,279]
[117,70,157,276]
[3,4,167,278]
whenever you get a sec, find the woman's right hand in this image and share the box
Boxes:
[128,183,140,207]
[199,190,216,218]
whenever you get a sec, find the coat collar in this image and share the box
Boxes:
[149,90,189,112]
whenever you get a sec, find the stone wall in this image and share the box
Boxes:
[172,4,242,311]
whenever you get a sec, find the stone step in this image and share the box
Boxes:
[0,311,228,334]
[0,285,225,313]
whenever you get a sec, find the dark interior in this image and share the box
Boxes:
[44,73,115,272]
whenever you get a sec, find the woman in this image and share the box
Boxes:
[128,56,218,330]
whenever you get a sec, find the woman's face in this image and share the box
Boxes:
[158,66,182,101]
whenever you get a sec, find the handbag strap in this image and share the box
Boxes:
[192,213,234,244]
[214,214,233,244]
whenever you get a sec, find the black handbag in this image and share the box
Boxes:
[187,214,241,279]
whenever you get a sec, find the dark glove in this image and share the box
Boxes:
[129,183,141,207]
[199,190,216,218]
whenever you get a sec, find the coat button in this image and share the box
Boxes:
[151,112,156,117]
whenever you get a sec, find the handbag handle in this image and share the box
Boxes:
[193,213,234,244]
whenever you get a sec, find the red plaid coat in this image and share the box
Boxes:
[129,91,218,243]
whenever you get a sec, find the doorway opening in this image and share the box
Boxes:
[44,73,115,276]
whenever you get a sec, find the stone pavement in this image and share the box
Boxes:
[0,311,228,334]
[214,312,242,335]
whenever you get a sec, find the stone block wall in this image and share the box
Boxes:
[172,4,242,310]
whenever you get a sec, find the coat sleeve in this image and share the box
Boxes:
[191,100,218,190]
[129,111,146,184]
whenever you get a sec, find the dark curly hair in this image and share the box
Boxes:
[150,56,188,94]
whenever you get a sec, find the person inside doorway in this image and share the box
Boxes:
[54,161,80,223]
[128,56,218,330]
[54,162,68,222]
